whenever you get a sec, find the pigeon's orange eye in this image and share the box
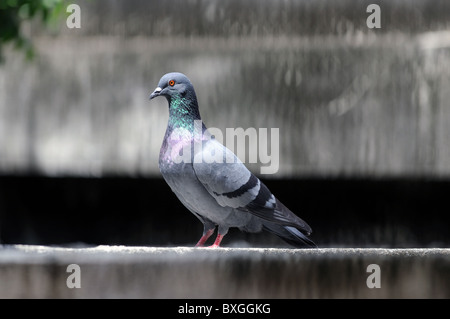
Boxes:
[168,80,175,87]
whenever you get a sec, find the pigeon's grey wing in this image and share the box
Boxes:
[245,181,313,235]
[192,138,260,209]
[193,139,312,234]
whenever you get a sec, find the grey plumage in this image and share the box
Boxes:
[150,72,316,248]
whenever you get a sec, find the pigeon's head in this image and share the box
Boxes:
[149,72,196,102]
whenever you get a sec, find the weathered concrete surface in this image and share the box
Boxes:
[1,1,450,177]
[0,245,448,298]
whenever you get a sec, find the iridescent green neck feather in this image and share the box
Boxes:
[167,92,201,132]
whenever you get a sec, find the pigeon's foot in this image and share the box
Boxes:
[195,229,215,247]
[207,233,224,248]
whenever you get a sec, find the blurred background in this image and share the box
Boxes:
[0,0,449,247]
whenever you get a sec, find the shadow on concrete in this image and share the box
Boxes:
[0,176,448,248]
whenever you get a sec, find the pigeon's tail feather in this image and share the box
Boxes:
[262,222,317,248]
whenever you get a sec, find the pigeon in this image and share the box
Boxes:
[150,72,316,248]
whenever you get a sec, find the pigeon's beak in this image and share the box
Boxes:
[149,87,162,100]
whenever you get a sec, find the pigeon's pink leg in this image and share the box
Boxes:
[195,229,215,247]
[208,233,225,248]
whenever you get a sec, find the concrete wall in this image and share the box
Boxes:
[1,0,450,177]
[1,246,449,298]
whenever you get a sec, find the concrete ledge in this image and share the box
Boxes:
[0,245,449,298]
